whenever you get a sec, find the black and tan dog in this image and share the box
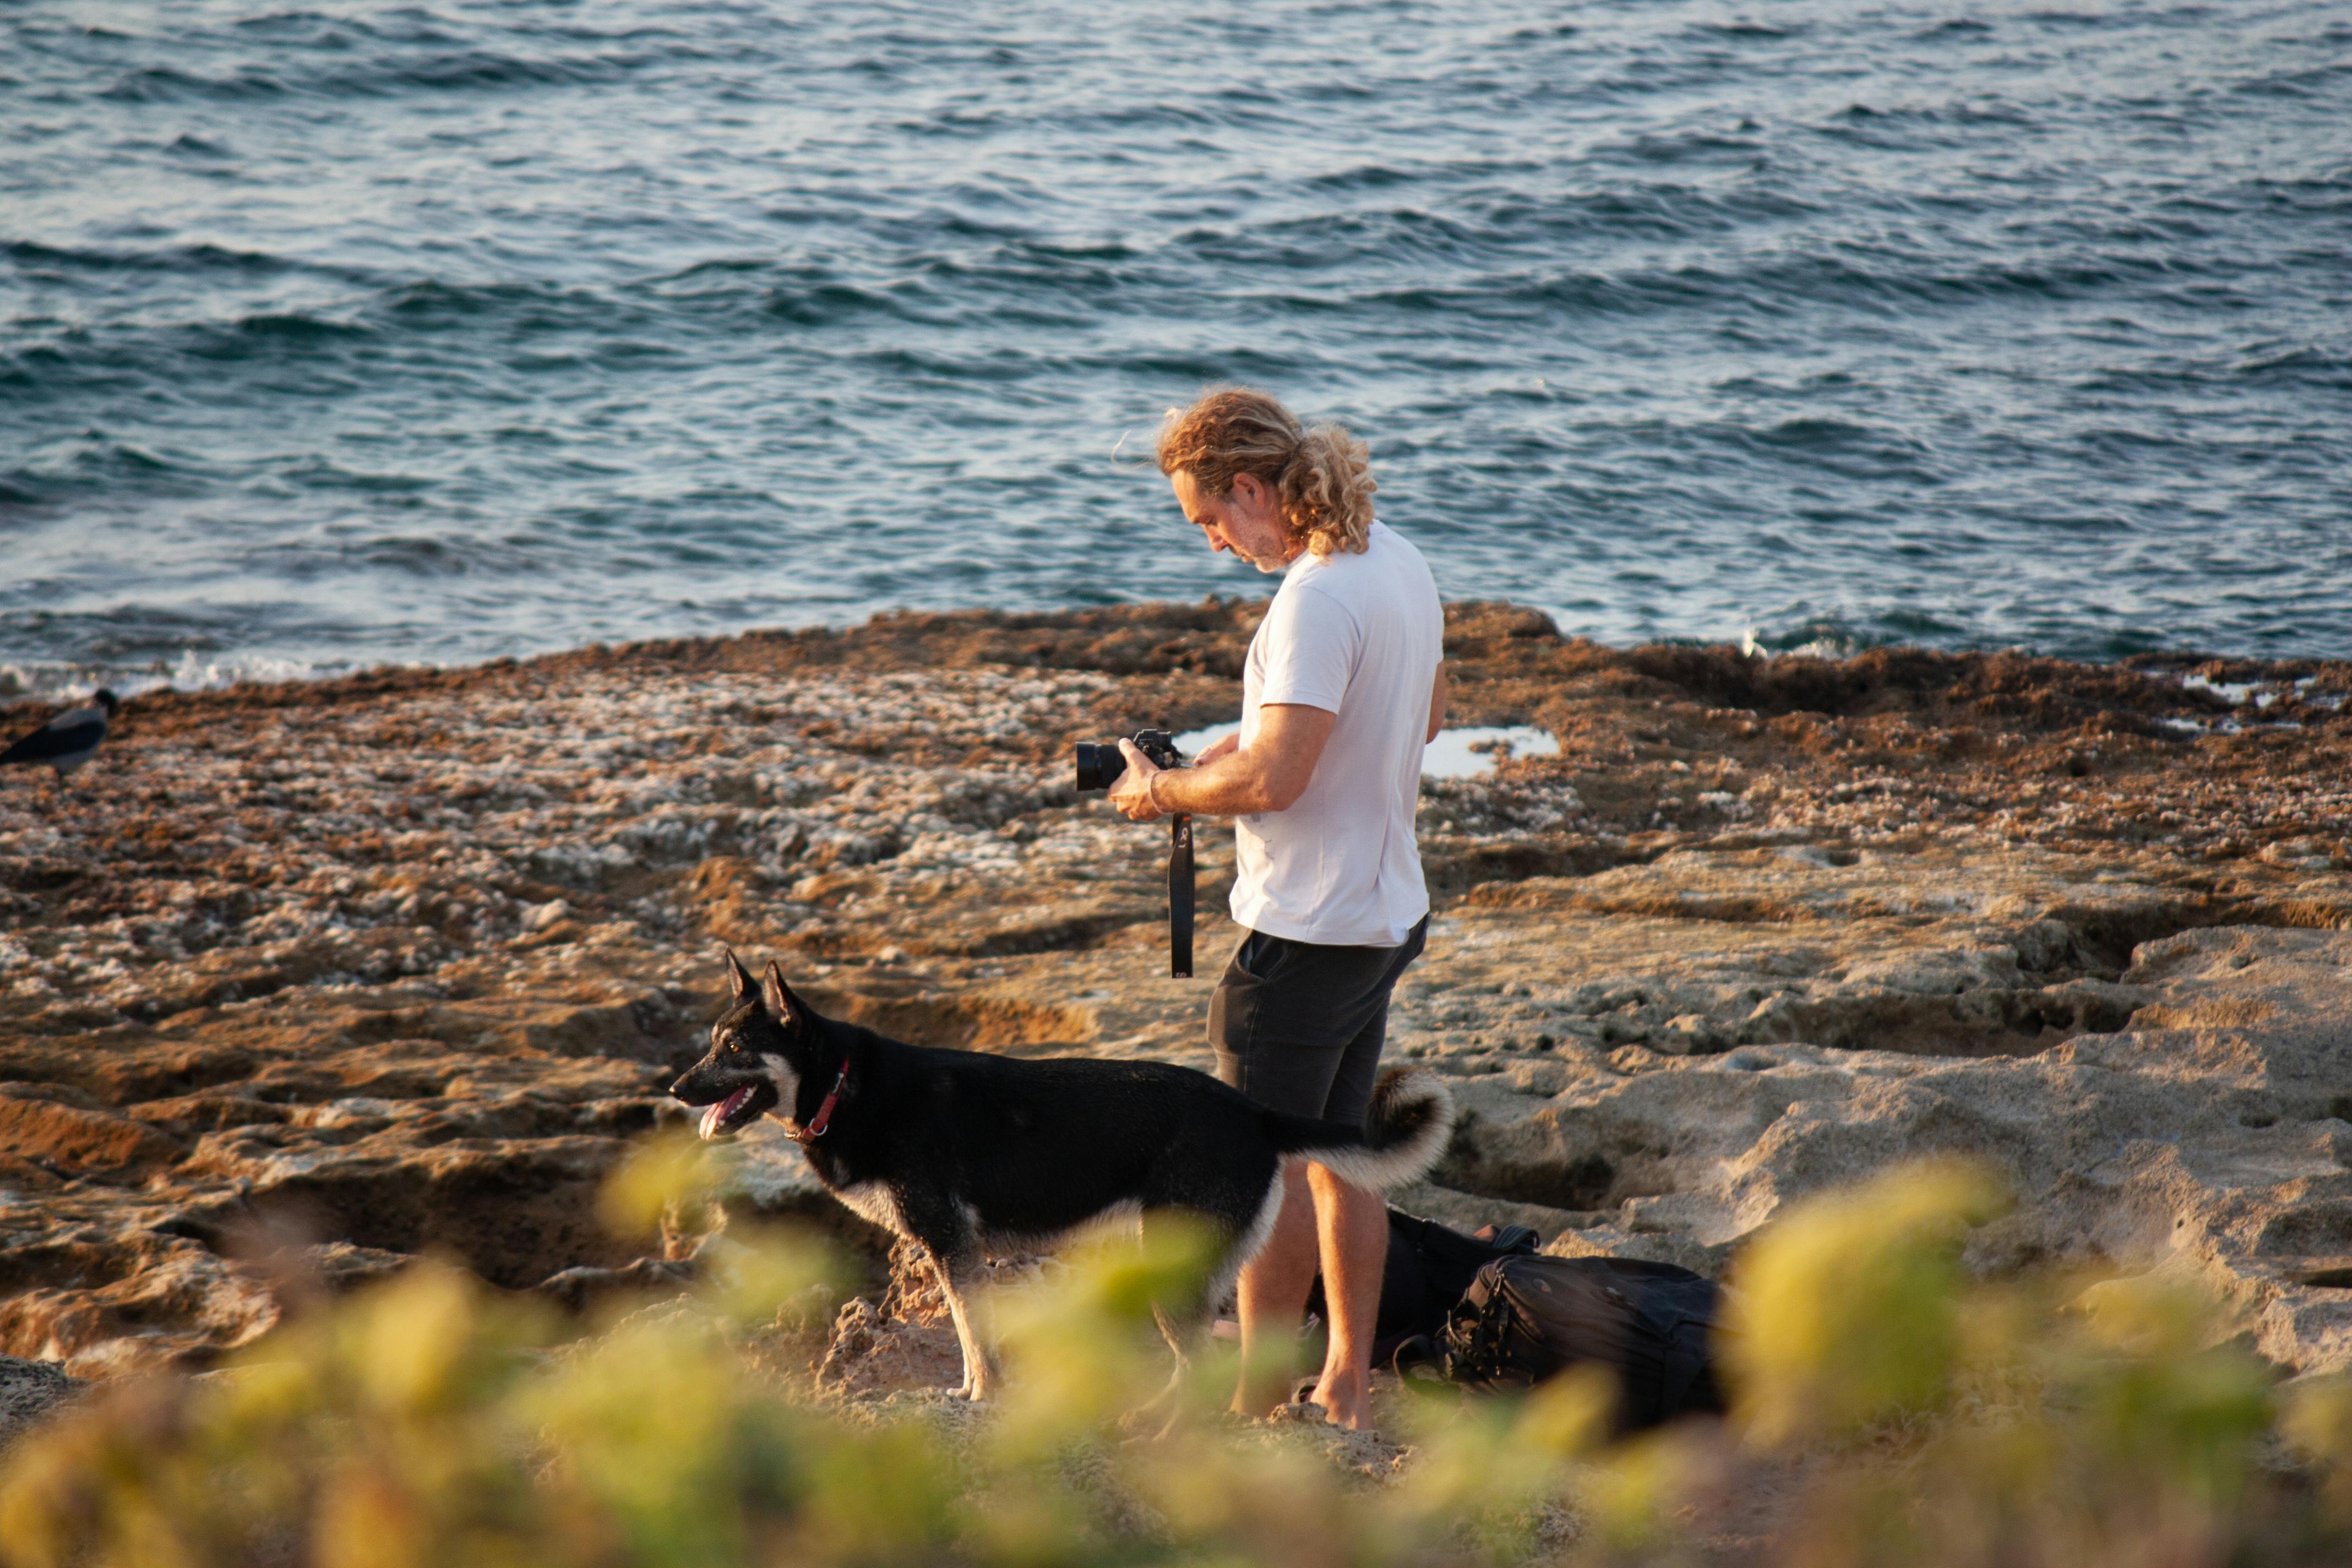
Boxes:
[670,954,1453,1402]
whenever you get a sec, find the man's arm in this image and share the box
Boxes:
[1193,731,1242,766]
[1110,704,1335,820]
[1426,661,1446,743]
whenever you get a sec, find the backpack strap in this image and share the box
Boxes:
[1436,1261,1520,1390]
[1490,1224,1540,1255]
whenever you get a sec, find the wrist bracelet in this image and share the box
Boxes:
[1147,770,1168,813]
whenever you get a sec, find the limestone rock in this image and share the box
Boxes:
[1413,865,2352,1372]
[3,602,2350,1384]
[0,1354,85,1450]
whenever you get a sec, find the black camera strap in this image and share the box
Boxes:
[1168,814,1194,979]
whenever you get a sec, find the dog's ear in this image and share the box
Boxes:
[726,949,757,1005]
[761,960,802,1028]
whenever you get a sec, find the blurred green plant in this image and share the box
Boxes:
[1725,1159,2011,1446]
[5,1152,2351,1567]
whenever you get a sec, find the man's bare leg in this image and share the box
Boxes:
[1231,1162,1316,1417]
[1305,1161,1388,1431]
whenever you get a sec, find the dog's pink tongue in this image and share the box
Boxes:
[699,1087,753,1140]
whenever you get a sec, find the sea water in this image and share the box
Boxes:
[1175,722,1558,781]
[5,1,2349,698]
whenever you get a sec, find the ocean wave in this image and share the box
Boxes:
[1691,20,1803,41]
[2230,345,2352,383]
[40,209,2169,384]
[166,313,373,364]
[2,239,312,278]
[230,11,366,35]
[239,529,548,582]
[2229,59,2352,100]
[763,280,928,328]
[0,647,355,707]
[99,66,289,104]
[0,603,284,672]
[1297,246,2186,322]
[381,277,646,330]
[314,49,645,96]
[4,439,204,494]
[1736,418,1925,454]
[92,46,663,105]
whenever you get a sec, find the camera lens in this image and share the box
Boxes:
[1073,742,1124,792]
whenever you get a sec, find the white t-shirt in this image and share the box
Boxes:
[1229,521,1443,947]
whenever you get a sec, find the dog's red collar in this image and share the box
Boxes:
[787,1061,850,1146]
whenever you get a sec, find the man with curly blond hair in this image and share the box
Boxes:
[1110,387,1444,1431]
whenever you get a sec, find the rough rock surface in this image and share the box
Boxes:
[4,601,2351,1380]
[0,1354,85,1449]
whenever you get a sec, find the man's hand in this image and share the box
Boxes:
[1108,740,1164,822]
[1102,706,1335,823]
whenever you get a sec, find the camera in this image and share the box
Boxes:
[1074,728,1184,793]
[1072,728,1196,979]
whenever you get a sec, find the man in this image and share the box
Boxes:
[1109,386,1444,1431]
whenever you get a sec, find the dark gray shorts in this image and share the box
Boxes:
[1208,916,1429,1129]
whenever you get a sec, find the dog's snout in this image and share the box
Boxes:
[668,1058,720,1103]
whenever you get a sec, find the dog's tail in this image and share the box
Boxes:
[1261,1066,1454,1191]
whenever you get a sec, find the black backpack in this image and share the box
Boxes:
[1304,1209,1542,1367]
[1420,1254,1727,1434]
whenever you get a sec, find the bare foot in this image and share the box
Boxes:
[1308,1370,1373,1431]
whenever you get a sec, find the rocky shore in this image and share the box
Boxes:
[4,600,2351,1402]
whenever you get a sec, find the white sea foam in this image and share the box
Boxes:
[2170,672,2340,716]
[0,650,383,709]
[2179,672,2266,707]
[1738,624,1870,661]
